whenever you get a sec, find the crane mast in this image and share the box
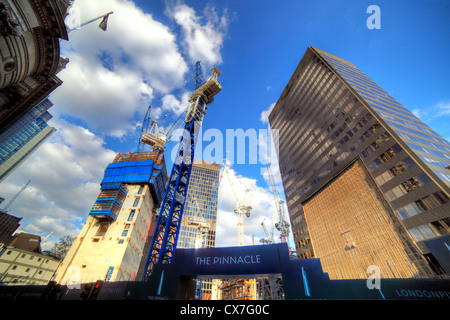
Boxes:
[260,220,274,244]
[2,180,31,212]
[136,106,152,153]
[188,197,209,249]
[224,164,252,246]
[265,160,290,244]
[142,63,221,281]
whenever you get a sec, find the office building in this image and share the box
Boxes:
[177,160,221,249]
[177,160,221,299]
[0,0,70,135]
[54,151,167,285]
[0,98,53,146]
[269,47,449,279]
[0,232,60,286]
[0,209,21,245]
[0,115,55,183]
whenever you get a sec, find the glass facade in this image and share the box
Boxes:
[0,123,55,183]
[318,50,450,185]
[0,115,52,165]
[178,161,220,249]
[0,98,53,146]
[269,47,449,276]
[0,98,55,183]
[177,160,221,298]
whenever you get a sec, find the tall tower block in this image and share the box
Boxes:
[269,47,449,279]
[54,151,167,285]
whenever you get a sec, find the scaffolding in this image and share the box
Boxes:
[220,279,257,300]
[113,151,164,165]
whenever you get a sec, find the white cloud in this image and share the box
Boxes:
[65,0,188,92]
[433,102,450,117]
[260,102,276,124]
[412,108,423,119]
[215,165,280,247]
[51,53,154,137]
[51,0,189,137]
[166,1,228,68]
[161,91,191,116]
[0,0,233,253]
[259,102,282,186]
[0,119,116,250]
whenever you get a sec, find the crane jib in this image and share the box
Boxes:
[142,65,221,281]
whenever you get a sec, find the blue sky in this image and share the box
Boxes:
[0,0,449,250]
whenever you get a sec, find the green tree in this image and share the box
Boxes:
[47,236,74,260]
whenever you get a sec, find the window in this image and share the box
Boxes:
[396,203,421,219]
[118,239,124,244]
[127,209,136,221]
[433,191,449,205]
[137,185,144,194]
[409,224,440,242]
[408,228,424,241]
[396,208,408,220]
[96,223,109,237]
[105,266,114,281]
[133,196,140,207]
[391,185,406,198]
[121,230,128,237]
[429,219,450,236]
[416,196,439,211]
[418,224,438,239]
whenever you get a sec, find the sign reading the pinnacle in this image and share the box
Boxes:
[195,255,262,265]
[178,244,280,276]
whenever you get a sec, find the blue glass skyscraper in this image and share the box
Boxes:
[269,47,449,277]
[0,99,55,183]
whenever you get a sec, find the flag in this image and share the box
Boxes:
[99,12,113,31]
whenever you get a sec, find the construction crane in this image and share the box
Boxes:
[260,220,275,244]
[189,196,208,300]
[264,157,291,246]
[142,62,222,281]
[188,197,210,249]
[136,106,152,153]
[2,180,31,212]
[194,61,204,90]
[138,63,210,155]
[224,164,252,247]
[140,107,186,155]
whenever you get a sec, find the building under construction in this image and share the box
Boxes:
[54,150,167,285]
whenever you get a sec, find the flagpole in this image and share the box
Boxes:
[67,11,113,33]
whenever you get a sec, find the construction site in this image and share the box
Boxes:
[0,56,292,300]
[1,60,448,302]
[0,0,449,309]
